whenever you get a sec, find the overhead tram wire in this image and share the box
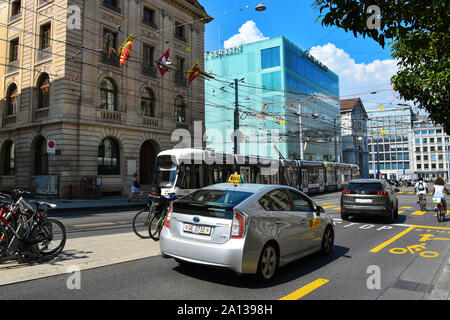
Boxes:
[2,8,397,111]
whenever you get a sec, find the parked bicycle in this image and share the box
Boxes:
[132,192,176,239]
[148,194,174,241]
[0,188,66,263]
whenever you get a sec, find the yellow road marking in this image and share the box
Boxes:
[332,207,341,210]
[401,206,412,209]
[323,205,338,209]
[398,211,405,214]
[370,226,416,253]
[411,211,426,216]
[280,279,329,300]
[398,192,404,194]
[407,192,414,194]
[73,222,114,228]
[322,203,331,205]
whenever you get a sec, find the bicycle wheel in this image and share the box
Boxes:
[0,225,8,257]
[132,209,153,239]
[437,205,444,223]
[37,219,66,258]
[149,214,163,241]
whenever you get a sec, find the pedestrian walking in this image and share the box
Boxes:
[128,173,141,202]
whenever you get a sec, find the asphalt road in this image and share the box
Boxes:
[2,190,449,300]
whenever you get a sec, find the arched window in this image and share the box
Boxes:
[6,84,18,116]
[100,78,117,111]
[34,136,47,175]
[141,88,155,117]
[98,137,120,175]
[38,73,50,109]
[174,95,186,123]
[2,140,15,176]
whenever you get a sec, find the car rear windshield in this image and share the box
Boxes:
[173,190,253,219]
[346,183,383,194]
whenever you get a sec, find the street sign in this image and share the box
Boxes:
[47,140,56,154]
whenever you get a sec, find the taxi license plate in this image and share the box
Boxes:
[183,223,211,235]
[355,198,373,203]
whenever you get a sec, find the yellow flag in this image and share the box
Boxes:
[380,105,383,110]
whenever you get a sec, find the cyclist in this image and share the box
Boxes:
[415,177,428,208]
[432,177,448,214]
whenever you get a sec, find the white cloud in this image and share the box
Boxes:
[309,43,400,110]
[224,20,268,48]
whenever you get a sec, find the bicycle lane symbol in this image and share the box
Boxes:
[370,225,450,259]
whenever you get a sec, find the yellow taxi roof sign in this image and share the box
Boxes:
[228,172,243,185]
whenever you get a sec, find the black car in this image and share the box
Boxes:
[340,179,400,223]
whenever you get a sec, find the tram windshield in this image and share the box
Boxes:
[155,155,178,188]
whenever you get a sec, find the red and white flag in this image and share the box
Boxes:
[158,49,170,76]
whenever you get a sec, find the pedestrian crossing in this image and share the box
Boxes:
[319,202,450,217]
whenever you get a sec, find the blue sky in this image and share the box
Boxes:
[199,0,405,111]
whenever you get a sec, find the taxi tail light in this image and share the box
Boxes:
[164,203,173,229]
[231,209,246,239]
[377,191,387,195]
[342,190,352,194]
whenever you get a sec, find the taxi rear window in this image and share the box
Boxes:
[173,190,253,219]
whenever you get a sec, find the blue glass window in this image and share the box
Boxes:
[415,138,420,144]
[261,47,280,69]
[404,162,410,169]
[398,162,404,169]
[262,71,281,90]
[392,162,397,169]
[421,130,427,135]
[429,130,435,134]
[414,131,420,135]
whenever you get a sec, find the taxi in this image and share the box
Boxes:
[160,174,335,281]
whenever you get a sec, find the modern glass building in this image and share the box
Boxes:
[367,106,417,180]
[204,37,342,161]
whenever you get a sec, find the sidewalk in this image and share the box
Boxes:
[0,232,160,286]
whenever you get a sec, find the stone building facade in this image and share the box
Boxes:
[0,0,211,198]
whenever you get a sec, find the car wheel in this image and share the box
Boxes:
[257,243,278,282]
[341,212,349,220]
[320,226,334,255]
[386,207,395,223]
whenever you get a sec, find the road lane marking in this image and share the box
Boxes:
[73,222,115,228]
[401,206,413,209]
[323,205,338,209]
[332,207,341,210]
[411,211,426,216]
[398,211,405,214]
[369,226,416,253]
[280,278,329,300]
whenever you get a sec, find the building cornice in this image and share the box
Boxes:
[163,0,213,23]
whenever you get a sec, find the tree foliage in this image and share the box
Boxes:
[313,0,450,133]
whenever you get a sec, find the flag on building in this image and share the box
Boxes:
[118,34,133,66]
[158,49,170,76]
[187,60,200,84]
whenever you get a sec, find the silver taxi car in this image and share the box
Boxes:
[160,183,335,281]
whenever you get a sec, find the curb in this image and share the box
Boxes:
[48,203,147,214]
[428,253,450,300]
